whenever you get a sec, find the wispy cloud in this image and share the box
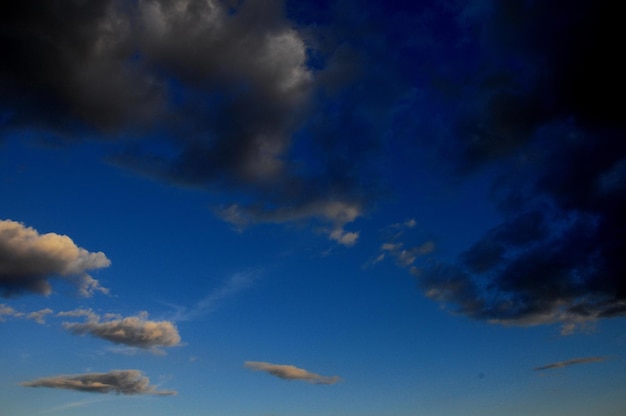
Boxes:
[0,304,54,324]
[39,397,110,414]
[534,356,609,371]
[166,270,259,321]
[365,219,435,269]
[0,220,110,298]
[21,369,176,396]
[61,310,181,352]
[244,361,341,385]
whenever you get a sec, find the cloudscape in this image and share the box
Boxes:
[1,1,625,415]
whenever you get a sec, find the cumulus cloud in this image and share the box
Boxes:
[244,361,341,385]
[0,220,110,298]
[1,1,393,240]
[534,356,608,371]
[61,310,181,351]
[21,369,176,396]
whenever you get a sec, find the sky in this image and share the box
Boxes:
[1,0,625,415]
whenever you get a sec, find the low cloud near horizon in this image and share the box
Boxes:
[534,356,609,371]
[244,361,341,385]
[21,369,176,396]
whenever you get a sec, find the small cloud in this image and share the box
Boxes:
[0,220,110,298]
[534,356,609,371]
[21,369,176,396]
[217,200,362,246]
[26,308,54,324]
[0,304,54,324]
[391,219,417,229]
[244,361,341,385]
[381,242,402,251]
[379,240,436,267]
[61,310,181,351]
[329,228,359,247]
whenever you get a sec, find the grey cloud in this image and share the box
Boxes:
[1,0,375,238]
[21,369,176,396]
[62,310,181,350]
[25,308,54,324]
[244,361,341,385]
[0,303,16,321]
[0,220,110,298]
[0,304,53,324]
[376,238,435,268]
[0,1,161,133]
[534,356,608,371]
[217,200,362,246]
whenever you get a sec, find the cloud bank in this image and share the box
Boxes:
[21,370,176,395]
[61,310,181,351]
[534,356,608,371]
[244,361,341,385]
[403,1,626,332]
[0,0,369,241]
[0,220,110,297]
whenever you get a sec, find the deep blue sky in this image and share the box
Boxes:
[1,1,625,415]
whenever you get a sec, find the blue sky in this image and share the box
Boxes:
[1,1,625,415]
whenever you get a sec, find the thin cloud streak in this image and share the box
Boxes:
[61,310,181,351]
[244,361,341,385]
[167,270,259,322]
[38,397,110,414]
[21,369,176,396]
[534,356,609,371]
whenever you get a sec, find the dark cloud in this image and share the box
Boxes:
[442,0,626,172]
[244,361,341,385]
[414,0,626,332]
[0,220,110,298]
[0,1,160,133]
[21,369,176,395]
[61,310,181,351]
[534,356,608,371]
[1,0,391,240]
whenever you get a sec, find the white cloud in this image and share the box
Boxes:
[0,220,110,297]
[61,310,181,351]
[244,361,341,385]
[330,228,360,247]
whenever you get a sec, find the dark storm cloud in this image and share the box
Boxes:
[417,0,626,332]
[244,361,341,385]
[21,370,176,395]
[0,0,390,240]
[0,1,161,133]
[61,310,181,351]
[0,220,110,298]
[534,356,608,371]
